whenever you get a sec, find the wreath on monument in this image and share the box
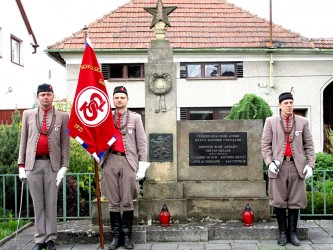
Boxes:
[148,73,172,95]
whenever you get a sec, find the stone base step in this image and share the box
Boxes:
[56,220,308,245]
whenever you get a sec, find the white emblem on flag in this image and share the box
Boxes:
[75,86,110,127]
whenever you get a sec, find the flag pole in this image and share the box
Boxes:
[94,159,105,249]
[82,25,104,249]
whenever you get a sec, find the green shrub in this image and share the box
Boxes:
[314,152,333,170]
[301,152,333,215]
[301,191,333,214]
[225,93,273,121]
[69,138,94,173]
[316,179,333,193]
[226,93,273,174]
[69,138,96,199]
[313,152,333,192]
[0,109,21,167]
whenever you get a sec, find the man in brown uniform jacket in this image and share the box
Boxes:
[101,86,147,250]
[261,92,315,246]
[18,83,70,250]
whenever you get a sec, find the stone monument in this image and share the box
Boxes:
[92,0,270,226]
[138,0,270,224]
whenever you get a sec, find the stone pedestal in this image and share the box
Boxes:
[138,118,270,223]
[91,197,110,225]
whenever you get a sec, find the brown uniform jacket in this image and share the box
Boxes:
[18,107,70,171]
[261,114,315,179]
[103,109,147,171]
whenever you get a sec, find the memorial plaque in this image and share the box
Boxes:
[189,132,247,166]
[149,133,173,162]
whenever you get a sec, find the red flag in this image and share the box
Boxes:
[67,39,116,162]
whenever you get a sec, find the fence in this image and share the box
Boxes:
[0,173,95,222]
[1,170,333,221]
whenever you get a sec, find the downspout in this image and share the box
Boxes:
[269,52,274,88]
[267,0,274,93]
[263,52,274,94]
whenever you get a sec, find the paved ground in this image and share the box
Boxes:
[1,220,333,250]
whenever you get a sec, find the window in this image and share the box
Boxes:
[187,64,202,78]
[205,64,218,77]
[102,64,145,80]
[294,109,307,117]
[218,108,232,120]
[180,107,231,120]
[189,109,214,120]
[180,62,242,79]
[130,108,145,127]
[11,36,22,65]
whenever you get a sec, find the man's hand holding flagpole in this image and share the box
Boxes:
[67,37,116,250]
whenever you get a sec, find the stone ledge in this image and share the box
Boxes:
[56,220,309,244]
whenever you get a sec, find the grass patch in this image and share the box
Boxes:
[0,213,30,240]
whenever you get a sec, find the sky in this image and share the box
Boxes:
[20,0,333,98]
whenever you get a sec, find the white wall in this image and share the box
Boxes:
[0,1,39,109]
[62,51,333,153]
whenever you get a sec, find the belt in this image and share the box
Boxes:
[35,155,50,160]
[284,156,294,161]
[109,149,125,156]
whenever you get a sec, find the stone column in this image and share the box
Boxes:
[145,39,177,182]
[137,39,186,224]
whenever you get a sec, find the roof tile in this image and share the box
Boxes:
[48,0,331,51]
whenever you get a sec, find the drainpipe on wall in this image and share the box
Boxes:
[257,52,274,94]
[267,52,274,93]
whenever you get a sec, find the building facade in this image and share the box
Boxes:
[46,0,333,152]
[0,0,39,111]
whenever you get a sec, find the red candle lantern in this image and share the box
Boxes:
[242,204,254,226]
[159,204,170,227]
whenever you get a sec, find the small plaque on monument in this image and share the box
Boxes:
[149,133,173,162]
[189,132,247,166]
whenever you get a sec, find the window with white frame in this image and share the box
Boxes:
[11,35,22,65]
[180,62,243,79]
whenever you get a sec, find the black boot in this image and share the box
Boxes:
[275,207,287,246]
[122,210,134,249]
[109,212,121,250]
[288,209,301,246]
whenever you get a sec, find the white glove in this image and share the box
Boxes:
[303,164,313,179]
[136,161,151,181]
[56,167,68,187]
[19,167,26,181]
[273,160,280,167]
[268,161,279,174]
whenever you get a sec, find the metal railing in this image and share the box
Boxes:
[0,173,95,222]
[264,169,333,218]
[1,170,332,221]
[302,170,333,217]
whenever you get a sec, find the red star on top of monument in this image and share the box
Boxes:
[144,0,177,28]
